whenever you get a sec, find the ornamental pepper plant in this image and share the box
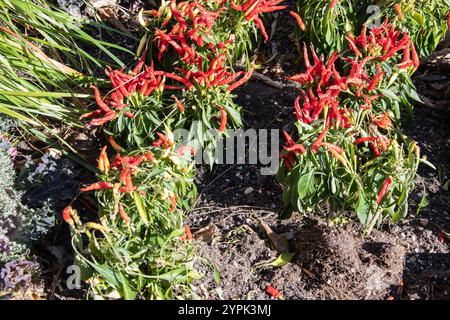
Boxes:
[62,0,278,300]
[65,128,198,299]
[81,0,269,151]
[293,0,449,59]
[367,0,450,57]
[277,21,432,233]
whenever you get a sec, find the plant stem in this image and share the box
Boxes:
[365,206,382,236]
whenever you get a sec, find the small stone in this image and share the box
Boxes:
[408,256,417,263]
[244,187,254,195]
[67,4,82,18]
[419,218,428,227]
[57,0,69,7]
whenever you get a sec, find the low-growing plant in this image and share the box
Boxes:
[278,21,432,233]
[0,257,44,299]
[80,0,284,157]
[65,128,198,299]
[293,0,449,59]
[0,148,53,264]
[367,0,450,57]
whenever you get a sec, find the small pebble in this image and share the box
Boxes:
[67,4,82,17]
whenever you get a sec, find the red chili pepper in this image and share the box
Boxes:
[124,112,135,119]
[62,206,73,224]
[323,143,347,165]
[359,25,367,49]
[398,60,414,69]
[108,136,122,152]
[411,43,420,69]
[217,71,244,87]
[345,33,362,56]
[80,181,114,192]
[156,132,171,149]
[403,42,411,61]
[354,137,380,144]
[321,142,344,154]
[281,153,295,170]
[119,168,136,193]
[90,111,117,126]
[132,53,146,75]
[173,96,185,113]
[290,11,306,32]
[90,84,111,113]
[447,11,450,30]
[376,176,393,205]
[394,3,404,22]
[111,91,123,106]
[437,230,446,243]
[145,151,155,162]
[119,204,131,225]
[152,139,163,148]
[98,146,110,173]
[373,113,392,129]
[218,107,227,132]
[370,142,381,157]
[185,224,192,241]
[284,144,306,155]
[367,64,384,91]
[253,16,269,42]
[80,109,102,120]
[283,130,296,147]
[169,194,177,212]
[312,126,329,153]
[227,65,254,92]
[329,0,338,10]
[303,42,311,70]
[121,155,145,168]
[266,285,282,299]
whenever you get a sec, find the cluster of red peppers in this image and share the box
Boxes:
[68,141,181,228]
[230,0,287,41]
[81,0,276,133]
[278,17,422,220]
[81,60,165,126]
[282,20,418,169]
[151,0,228,62]
[352,19,419,69]
[69,0,285,232]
